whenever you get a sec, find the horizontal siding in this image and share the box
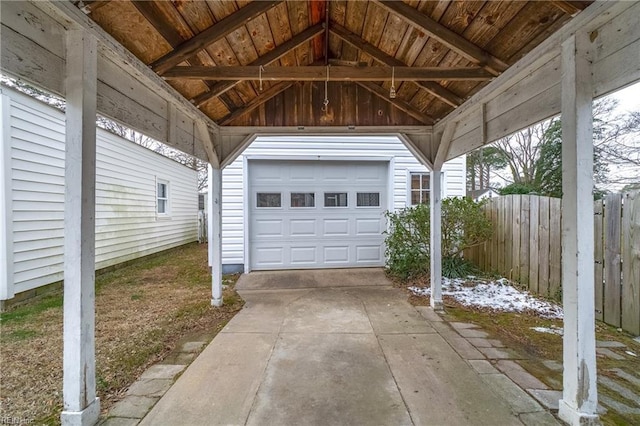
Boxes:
[221,136,466,266]
[5,88,198,296]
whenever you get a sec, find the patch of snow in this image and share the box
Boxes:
[409,277,563,319]
[625,351,637,357]
[531,326,563,336]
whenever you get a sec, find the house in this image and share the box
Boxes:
[467,188,500,202]
[0,87,199,305]
[220,136,466,273]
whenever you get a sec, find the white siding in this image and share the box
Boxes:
[222,136,466,266]
[3,88,198,297]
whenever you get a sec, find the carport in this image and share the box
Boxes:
[1,1,638,424]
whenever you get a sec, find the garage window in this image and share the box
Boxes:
[257,193,281,208]
[291,192,315,208]
[324,192,348,207]
[357,192,380,207]
[410,173,430,205]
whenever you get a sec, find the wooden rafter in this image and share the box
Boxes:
[163,66,493,81]
[150,0,282,74]
[375,0,509,76]
[132,0,233,111]
[191,23,325,107]
[356,82,435,125]
[330,23,463,107]
[551,1,589,15]
[218,81,294,126]
[79,1,111,14]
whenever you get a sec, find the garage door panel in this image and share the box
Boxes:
[250,160,387,270]
[290,219,317,236]
[356,245,383,263]
[253,247,284,267]
[323,219,349,236]
[324,246,350,263]
[290,246,317,264]
[254,219,284,237]
[356,218,383,235]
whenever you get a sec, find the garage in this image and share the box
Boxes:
[248,159,390,270]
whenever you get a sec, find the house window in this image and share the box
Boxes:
[357,192,380,207]
[410,173,430,205]
[324,192,348,207]
[257,192,281,208]
[291,192,315,208]
[157,180,169,214]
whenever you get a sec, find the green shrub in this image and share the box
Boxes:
[384,198,492,279]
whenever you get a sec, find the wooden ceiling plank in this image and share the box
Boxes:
[356,81,434,125]
[164,65,493,81]
[150,0,282,75]
[219,81,294,125]
[80,0,111,14]
[131,1,237,111]
[191,23,325,107]
[375,0,509,76]
[330,23,463,107]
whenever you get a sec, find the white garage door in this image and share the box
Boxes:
[249,160,388,270]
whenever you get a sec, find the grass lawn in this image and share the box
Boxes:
[0,243,243,424]
[404,278,640,426]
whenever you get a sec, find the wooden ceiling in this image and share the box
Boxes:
[80,0,591,128]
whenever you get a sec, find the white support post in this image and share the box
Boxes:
[207,164,214,269]
[0,93,15,303]
[61,30,100,426]
[210,165,223,307]
[558,32,599,426]
[429,168,443,311]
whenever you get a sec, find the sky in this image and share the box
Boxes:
[608,81,640,115]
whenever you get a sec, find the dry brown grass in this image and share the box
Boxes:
[0,243,243,425]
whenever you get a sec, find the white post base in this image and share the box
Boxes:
[61,397,100,426]
[430,298,444,311]
[559,400,600,426]
[211,298,223,307]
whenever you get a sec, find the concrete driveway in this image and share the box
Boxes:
[140,269,554,426]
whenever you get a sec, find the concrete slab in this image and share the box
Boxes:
[280,288,374,333]
[379,333,521,425]
[478,346,518,359]
[542,360,563,372]
[450,322,480,329]
[596,340,626,348]
[139,333,277,426]
[236,268,389,291]
[468,359,499,375]
[109,396,159,419]
[223,289,310,333]
[519,411,562,425]
[481,374,544,414]
[596,347,626,360]
[247,332,412,426]
[599,395,640,415]
[415,306,443,322]
[467,337,493,348]
[598,376,640,403]
[349,287,435,334]
[609,368,640,387]
[495,360,549,390]
[139,365,185,380]
[457,328,490,338]
[100,418,140,426]
[126,379,173,398]
[443,335,486,360]
[528,389,562,411]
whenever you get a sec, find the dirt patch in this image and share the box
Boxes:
[0,243,243,425]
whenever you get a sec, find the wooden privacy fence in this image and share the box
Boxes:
[465,192,640,335]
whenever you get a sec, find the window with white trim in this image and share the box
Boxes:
[410,173,430,205]
[157,180,169,214]
[357,192,380,207]
[324,192,348,207]
[257,192,281,208]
